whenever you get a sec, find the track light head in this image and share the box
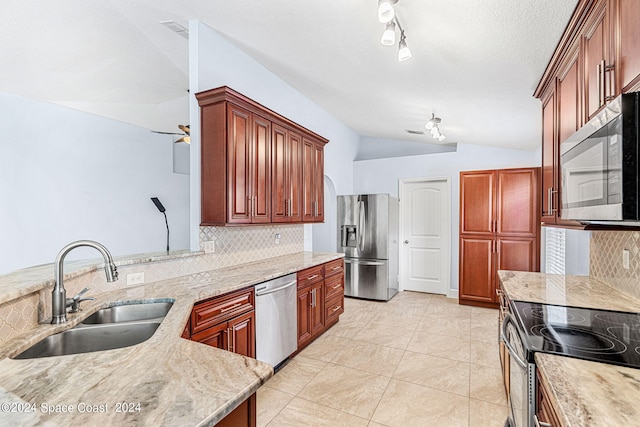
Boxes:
[378,0,399,23]
[380,21,396,46]
[398,31,412,61]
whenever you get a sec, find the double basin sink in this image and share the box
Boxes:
[13,301,174,360]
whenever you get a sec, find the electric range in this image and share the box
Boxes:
[510,300,640,369]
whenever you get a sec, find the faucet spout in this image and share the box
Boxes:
[51,240,118,324]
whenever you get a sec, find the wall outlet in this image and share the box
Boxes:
[203,240,215,254]
[275,233,281,245]
[623,249,630,270]
[127,272,145,286]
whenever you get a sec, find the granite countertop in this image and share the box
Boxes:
[498,270,640,312]
[535,353,640,427]
[0,251,343,426]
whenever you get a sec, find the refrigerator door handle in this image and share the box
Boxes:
[357,200,366,251]
[344,259,385,266]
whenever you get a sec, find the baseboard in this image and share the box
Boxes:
[447,289,459,299]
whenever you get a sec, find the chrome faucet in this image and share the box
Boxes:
[51,240,118,324]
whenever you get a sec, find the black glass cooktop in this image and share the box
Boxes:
[511,301,640,369]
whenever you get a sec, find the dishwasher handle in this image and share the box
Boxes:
[255,280,297,296]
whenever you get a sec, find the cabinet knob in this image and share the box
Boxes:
[404,240,409,244]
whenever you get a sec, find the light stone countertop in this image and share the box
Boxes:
[498,270,640,312]
[0,251,343,426]
[535,353,640,427]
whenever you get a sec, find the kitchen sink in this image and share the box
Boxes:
[82,301,173,324]
[13,300,174,360]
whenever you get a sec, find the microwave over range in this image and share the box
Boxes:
[560,92,640,223]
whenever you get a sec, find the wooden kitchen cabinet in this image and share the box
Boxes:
[216,393,256,427]
[188,286,256,358]
[196,86,328,226]
[271,124,303,223]
[302,138,325,222]
[296,259,344,351]
[535,0,640,228]
[537,370,562,427]
[459,168,540,307]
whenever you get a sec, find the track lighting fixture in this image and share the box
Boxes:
[398,31,411,62]
[425,114,446,142]
[378,0,398,23]
[380,21,396,46]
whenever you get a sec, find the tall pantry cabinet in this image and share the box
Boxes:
[459,168,540,308]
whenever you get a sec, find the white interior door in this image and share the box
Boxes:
[400,178,451,295]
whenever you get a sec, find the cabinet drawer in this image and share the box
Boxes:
[324,258,344,278]
[191,287,254,334]
[324,274,344,301]
[325,294,344,325]
[297,265,324,289]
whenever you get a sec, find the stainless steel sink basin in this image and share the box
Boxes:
[82,301,174,324]
[13,322,160,359]
[13,300,174,359]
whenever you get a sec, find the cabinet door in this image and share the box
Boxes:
[460,171,495,235]
[297,287,312,348]
[302,138,316,222]
[251,115,271,224]
[619,0,640,91]
[583,0,612,119]
[558,48,581,145]
[459,236,495,304]
[310,282,325,336]
[227,104,252,224]
[191,321,228,350]
[271,125,289,223]
[228,310,255,358]
[288,132,303,222]
[496,169,539,237]
[541,87,557,224]
[496,237,539,274]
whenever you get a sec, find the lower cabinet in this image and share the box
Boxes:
[215,393,256,427]
[536,370,562,427]
[296,259,344,351]
[188,286,256,358]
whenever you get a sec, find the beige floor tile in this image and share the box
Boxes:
[417,314,471,337]
[470,364,508,405]
[470,339,501,369]
[299,334,351,362]
[257,386,294,427]
[325,319,364,339]
[352,322,415,350]
[367,422,390,427]
[371,379,470,427]
[393,350,471,396]
[425,302,473,318]
[406,330,471,362]
[331,340,405,376]
[365,311,423,330]
[267,397,369,427]
[470,322,499,343]
[266,355,327,395]
[298,364,390,419]
[469,398,509,427]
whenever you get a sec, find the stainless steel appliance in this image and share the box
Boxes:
[337,194,398,301]
[255,273,297,368]
[501,300,640,427]
[560,92,640,223]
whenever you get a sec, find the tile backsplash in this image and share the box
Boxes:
[1,224,304,344]
[590,230,640,300]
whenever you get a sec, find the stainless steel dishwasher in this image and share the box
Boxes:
[255,273,297,368]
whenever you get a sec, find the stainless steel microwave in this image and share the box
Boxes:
[560,92,640,223]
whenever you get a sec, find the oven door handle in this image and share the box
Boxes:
[501,312,528,370]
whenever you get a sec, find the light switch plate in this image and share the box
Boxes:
[203,240,215,254]
[623,249,630,270]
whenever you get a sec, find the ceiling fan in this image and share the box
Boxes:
[151,124,190,143]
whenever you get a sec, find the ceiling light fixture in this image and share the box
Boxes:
[425,114,446,142]
[398,30,412,62]
[380,21,396,46]
[378,0,399,23]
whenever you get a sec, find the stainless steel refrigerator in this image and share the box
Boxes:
[337,194,399,301]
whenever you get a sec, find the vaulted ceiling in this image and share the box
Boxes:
[1,0,577,150]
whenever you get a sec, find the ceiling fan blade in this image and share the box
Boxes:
[178,124,190,135]
[151,130,182,135]
[175,136,190,144]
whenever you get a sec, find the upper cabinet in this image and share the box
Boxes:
[534,0,640,227]
[196,87,328,226]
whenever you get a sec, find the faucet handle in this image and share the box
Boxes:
[67,287,96,313]
[72,287,91,300]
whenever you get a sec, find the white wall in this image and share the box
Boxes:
[0,92,190,274]
[188,21,359,249]
[353,142,540,294]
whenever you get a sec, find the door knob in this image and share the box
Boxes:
[404,240,409,244]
